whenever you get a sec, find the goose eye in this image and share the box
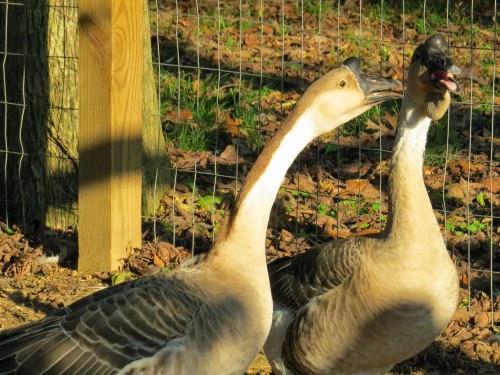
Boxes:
[338,79,347,88]
[414,51,421,60]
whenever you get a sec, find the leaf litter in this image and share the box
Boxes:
[0,1,499,373]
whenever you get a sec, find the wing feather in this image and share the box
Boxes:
[268,236,372,310]
[0,270,207,374]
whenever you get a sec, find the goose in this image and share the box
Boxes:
[263,35,461,375]
[0,58,402,375]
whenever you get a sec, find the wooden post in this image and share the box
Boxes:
[78,0,142,272]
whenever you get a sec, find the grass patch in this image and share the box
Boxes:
[446,216,487,236]
[425,117,461,166]
[341,101,397,137]
[160,70,276,152]
[301,1,335,17]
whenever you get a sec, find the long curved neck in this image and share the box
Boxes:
[385,100,441,241]
[211,108,318,260]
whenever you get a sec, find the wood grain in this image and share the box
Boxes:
[78,0,142,271]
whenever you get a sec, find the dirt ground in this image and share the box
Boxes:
[1,0,499,374]
[0,257,499,374]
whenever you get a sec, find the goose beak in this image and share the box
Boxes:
[360,74,404,104]
[341,57,403,105]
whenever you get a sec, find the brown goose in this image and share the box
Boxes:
[264,35,461,375]
[0,58,401,375]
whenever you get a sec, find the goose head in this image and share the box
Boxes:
[293,57,403,135]
[407,34,461,120]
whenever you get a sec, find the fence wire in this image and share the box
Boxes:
[0,1,79,232]
[0,0,498,368]
[148,0,498,336]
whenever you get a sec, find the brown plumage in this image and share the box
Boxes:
[264,35,461,375]
[0,58,401,375]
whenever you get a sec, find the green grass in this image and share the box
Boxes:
[160,71,218,151]
[365,3,400,25]
[156,0,494,156]
[413,11,448,35]
[160,70,275,151]
[300,1,335,17]
[341,102,397,137]
[425,117,462,167]
[223,82,274,151]
[196,194,222,212]
[446,217,487,236]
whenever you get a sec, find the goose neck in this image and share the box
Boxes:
[385,103,438,239]
[213,108,319,258]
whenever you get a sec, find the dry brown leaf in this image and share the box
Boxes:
[460,340,476,358]
[343,179,380,199]
[243,31,260,47]
[178,19,191,28]
[364,119,380,132]
[224,116,243,137]
[423,166,433,176]
[455,329,474,343]
[167,109,194,124]
[474,312,491,329]
[480,176,500,194]
[325,228,351,239]
[291,172,316,194]
[452,308,470,324]
[152,253,165,267]
[446,184,469,204]
[476,342,494,362]
[218,144,243,165]
[346,179,368,194]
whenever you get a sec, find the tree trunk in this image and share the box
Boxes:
[45,1,79,229]
[0,1,52,229]
[0,0,169,230]
[142,0,171,218]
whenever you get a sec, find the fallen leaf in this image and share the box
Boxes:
[325,228,351,239]
[153,253,165,267]
[475,312,491,329]
[358,228,379,236]
[217,144,243,165]
[365,118,380,132]
[224,116,243,136]
[167,109,194,124]
[452,307,470,325]
[460,340,476,358]
[346,179,368,194]
[480,177,500,194]
[476,342,493,362]
[344,179,380,199]
[423,166,433,176]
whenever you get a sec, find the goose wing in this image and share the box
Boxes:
[0,272,204,375]
[268,236,370,310]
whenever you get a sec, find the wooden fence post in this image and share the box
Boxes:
[78,0,142,271]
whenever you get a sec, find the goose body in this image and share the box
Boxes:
[264,35,461,375]
[0,58,401,375]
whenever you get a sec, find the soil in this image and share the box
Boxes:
[1,1,499,374]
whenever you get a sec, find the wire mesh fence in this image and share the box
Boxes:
[0,0,498,372]
[148,0,497,291]
[146,0,499,370]
[0,0,79,232]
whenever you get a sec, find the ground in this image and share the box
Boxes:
[0,263,499,374]
[1,0,499,374]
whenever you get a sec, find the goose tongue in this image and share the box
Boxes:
[431,69,460,93]
[422,34,462,93]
